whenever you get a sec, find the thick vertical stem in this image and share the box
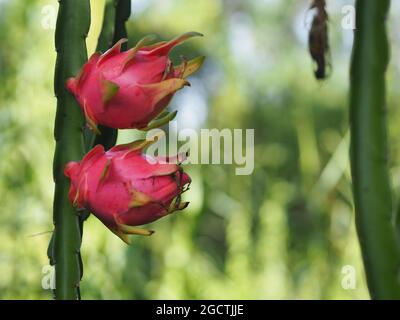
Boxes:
[52,0,90,300]
[113,0,131,50]
[350,0,400,299]
[87,0,131,151]
[96,0,118,53]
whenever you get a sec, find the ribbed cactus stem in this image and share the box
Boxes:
[52,0,90,300]
[87,0,131,151]
[350,0,400,299]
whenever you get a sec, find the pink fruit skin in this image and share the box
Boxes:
[64,143,191,242]
[66,32,204,130]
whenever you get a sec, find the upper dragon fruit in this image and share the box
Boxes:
[66,32,204,132]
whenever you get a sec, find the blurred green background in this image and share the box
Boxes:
[3,0,400,299]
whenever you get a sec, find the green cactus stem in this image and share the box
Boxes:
[52,0,90,300]
[97,0,118,53]
[113,0,131,51]
[350,0,400,299]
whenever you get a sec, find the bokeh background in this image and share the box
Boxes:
[3,0,400,299]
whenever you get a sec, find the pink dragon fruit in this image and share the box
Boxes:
[64,139,191,244]
[66,32,204,132]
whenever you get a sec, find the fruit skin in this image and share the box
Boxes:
[64,141,191,243]
[66,32,204,131]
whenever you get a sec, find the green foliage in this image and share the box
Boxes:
[4,0,400,299]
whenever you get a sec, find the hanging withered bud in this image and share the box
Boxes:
[308,0,331,80]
